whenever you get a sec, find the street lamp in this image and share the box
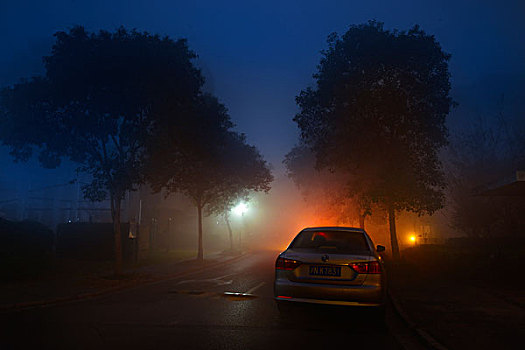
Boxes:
[233,202,248,216]
[232,202,248,250]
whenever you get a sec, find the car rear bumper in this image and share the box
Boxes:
[274,296,382,307]
[274,278,385,307]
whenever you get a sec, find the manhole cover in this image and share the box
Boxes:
[222,292,258,300]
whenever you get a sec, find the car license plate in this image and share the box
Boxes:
[309,265,341,277]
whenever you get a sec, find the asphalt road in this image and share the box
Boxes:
[1,251,402,349]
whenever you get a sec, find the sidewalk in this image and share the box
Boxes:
[0,250,244,312]
[389,260,525,349]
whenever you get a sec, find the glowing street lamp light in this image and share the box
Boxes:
[232,202,248,251]
[233,202,248,216]
[409,235,417,244]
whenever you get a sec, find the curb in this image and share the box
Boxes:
[1,252,247,313]
[388,291,449,350]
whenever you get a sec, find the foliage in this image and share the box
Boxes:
[447,115,525,238]
[291,21,454,257]
[0,26,203,273]
[147,94,273,259]
[0,218,54,280]
[284,144,360,224]
[284,144,387,229]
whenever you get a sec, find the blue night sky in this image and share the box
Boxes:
[1,0,524,180]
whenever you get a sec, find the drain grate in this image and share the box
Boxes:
[222,292,258,300]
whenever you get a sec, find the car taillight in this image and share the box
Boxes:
[275,257,302,270]
[349,261,381,274]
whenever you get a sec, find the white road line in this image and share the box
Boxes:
[245,281,266,295]
[175,273,236,285]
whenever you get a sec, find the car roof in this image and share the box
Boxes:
[301,226,365,233]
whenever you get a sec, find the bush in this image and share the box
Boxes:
[400,238,525,286]
[56,222,132,261]
[0,218,54,280]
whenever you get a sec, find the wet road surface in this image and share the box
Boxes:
[1,250,402,349]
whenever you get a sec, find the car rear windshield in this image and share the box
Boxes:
[289,230,371,254]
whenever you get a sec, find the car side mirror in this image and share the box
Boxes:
[376,245,385,252]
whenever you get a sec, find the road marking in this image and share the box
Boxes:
[175,273,236,286]
[245,281,266,295]
[171,276,266,302]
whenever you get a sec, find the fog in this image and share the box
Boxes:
[244,173,448,254]
[1,0,524,257]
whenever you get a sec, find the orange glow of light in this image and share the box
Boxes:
[273,203,360,252]
[409,235,416,243]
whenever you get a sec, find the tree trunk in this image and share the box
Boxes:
[358,214,365,230]
[388,205,400,260]
[197,203,204,261]
[238,218,242,250]
[166,218,171,253]
[225,213,234,251]
[112,195,123,275]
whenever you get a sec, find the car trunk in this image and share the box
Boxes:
[282,249,371,286]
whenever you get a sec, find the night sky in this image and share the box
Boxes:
[1,0,524,181]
